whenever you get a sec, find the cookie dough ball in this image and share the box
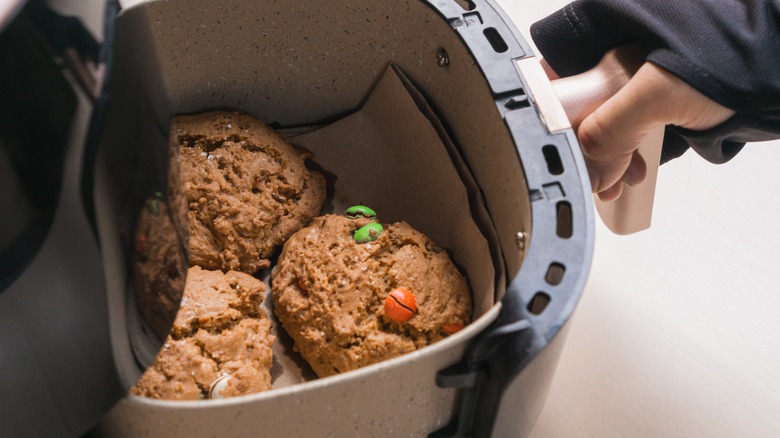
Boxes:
[133,196,187,340]
[172,111,326,274]
[131,266,275,400]
[272,214,472,377]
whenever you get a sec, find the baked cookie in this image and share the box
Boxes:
[171,111,326,274]
[131,266,275,400]
[133,195,188,340]
[271,210,472,377]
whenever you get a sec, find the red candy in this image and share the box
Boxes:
[136,232,147,254]
[384,287,417,323]
[442,322,465,335]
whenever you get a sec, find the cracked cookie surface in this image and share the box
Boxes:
[171,111,326,274]
[271,214,472,377]
[131,266,275,400]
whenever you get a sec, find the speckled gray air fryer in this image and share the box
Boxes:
[93,0,595,436]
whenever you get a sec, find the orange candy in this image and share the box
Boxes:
[384,287,417,323]
[442,322,465,335]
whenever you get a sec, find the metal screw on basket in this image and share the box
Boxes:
[436,48,449,67]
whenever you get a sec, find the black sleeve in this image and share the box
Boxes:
[530,0,780,165]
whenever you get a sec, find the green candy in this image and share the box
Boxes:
[353,223,383,243]
[345,205,377,219]
[151,191,163,216]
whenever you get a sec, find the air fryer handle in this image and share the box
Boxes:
[550,45,665,235]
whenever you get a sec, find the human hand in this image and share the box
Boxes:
[578,62,734,201]
[529,0,780,202]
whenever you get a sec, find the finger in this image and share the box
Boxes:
[623,150,647,187]
[597,180,624,202]
[597,151,643,203]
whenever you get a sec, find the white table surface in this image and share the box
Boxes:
[495,1,780,437]
[99,1,780,436]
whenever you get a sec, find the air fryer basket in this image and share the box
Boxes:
[91,0,594,436]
